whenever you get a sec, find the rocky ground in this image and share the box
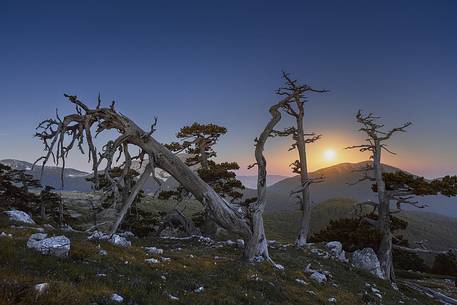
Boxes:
[1,210,456,305]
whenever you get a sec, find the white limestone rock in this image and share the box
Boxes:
[27,234,70,258]
[109,234,131,247]
[111,293,124,303]
[144,246,163,255]
[352,248,385,279]
[34,283,49,294]
[4,210,35,224]
[310,272,327,284]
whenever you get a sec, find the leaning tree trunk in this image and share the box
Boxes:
[109,162,154,236]
[295,111,312,247]
[122,129,252,238]
[198,141,220,237]
[34,96,279,261]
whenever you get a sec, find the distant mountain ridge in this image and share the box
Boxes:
[1,159,92,192]
[244,161,457,218]
[2,159,455,218]
[0,158,289,193]
[236,175,289,189]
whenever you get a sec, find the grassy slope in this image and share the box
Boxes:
[0,216,440,305]
[263,198,457,252]
[2,196,454,304]
[68,194,457,252]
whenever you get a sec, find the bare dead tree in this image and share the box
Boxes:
[272,72,327,247]
[245,93,300,268]
[34,95,249,234]
[347,110,411,282]
[33,94,282,264]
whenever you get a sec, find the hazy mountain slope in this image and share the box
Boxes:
[0,159,181,194]
[4,159,455,217]
[263,198,457,252]
[244,161,457,218]
[0,159,92,192]
[237,175,289,189]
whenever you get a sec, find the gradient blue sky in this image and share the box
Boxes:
[1,0,456,178]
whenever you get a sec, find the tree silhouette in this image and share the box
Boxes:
[164,123,245,236]
[34,94,282,265]
[165,123,244,203]
[347,111,457,283]
[271,72,326,247]
[0,163,40,212]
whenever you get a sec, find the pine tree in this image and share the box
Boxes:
[163,123,246,235]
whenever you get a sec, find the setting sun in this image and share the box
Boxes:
[323,149,336,162]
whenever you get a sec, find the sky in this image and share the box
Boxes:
[0,0,456,178]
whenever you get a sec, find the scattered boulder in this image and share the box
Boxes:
[144,246,163,255]
[27,234,71,258]
[4,210,35,224]
[326,241,348,262]
[310,247,329,258]
[310,272,327,284]
[304,263,317,274]
[27,233,48,246]
[198,236,213,243]
[194,286,204,293]
[236,239,245,249]
[0,232,12,238]
[99,249,108,256]
[109,234,131,247]
[145,258,160,264]
[111,293,124,303]
[88,230,110,241]
[34,283,49,294]
[326,241,342,254]
[295,278,308,285]
[328,297,337,303]
[119,231,135,238]
[224,240,236,246]
[352,248,385,279]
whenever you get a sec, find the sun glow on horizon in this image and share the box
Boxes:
[323,149,336,162]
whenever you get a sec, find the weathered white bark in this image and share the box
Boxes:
[393,245,456,255]
[244,99,288,265]
[109,162,154,236]
[130,133,251,238]
[347,111,411,283]
[35,95,285,264]
[35,98,251,239]
[273,73,325,248]
[295,108,312,247]
[372,140,394,282]
[403,281,457,305]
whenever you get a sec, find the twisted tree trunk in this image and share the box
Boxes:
[244,99,286,264]
[34,95,285,263]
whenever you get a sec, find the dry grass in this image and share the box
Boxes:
[0,221,443,305]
